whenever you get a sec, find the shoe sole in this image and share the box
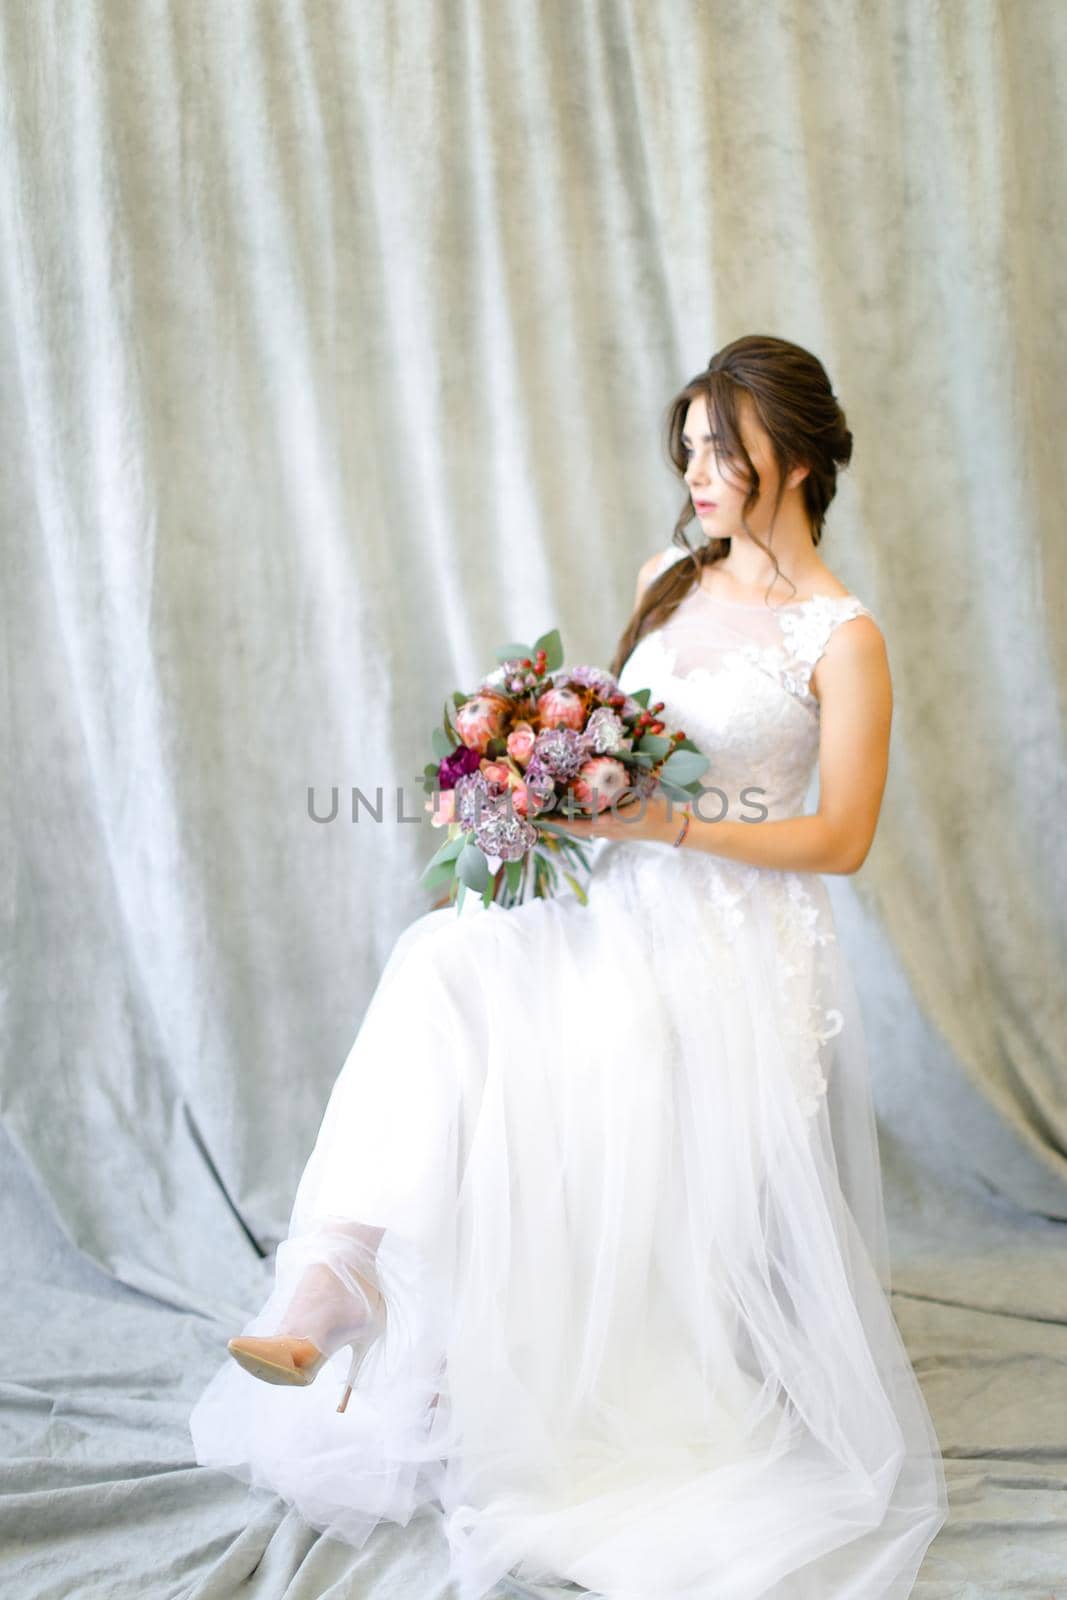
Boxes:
[227,1341,322,1386]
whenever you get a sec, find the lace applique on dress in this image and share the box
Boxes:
[718,595,876,716]
[615,560,879,1118]
[771,875,845,1117]
[778,596,876,712]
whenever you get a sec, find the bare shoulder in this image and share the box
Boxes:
[821,608,889,661]
[811,572,888,649]
[812,608,892,711]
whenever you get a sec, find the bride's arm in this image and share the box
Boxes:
[676,614,892,875]
[552,615,892,876]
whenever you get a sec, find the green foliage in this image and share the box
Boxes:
[532,628,563,671]
[456,840,490,892]
[425,831,466,869]
[421,861,458,892]
[659,749,711,786]
[562,871,588,905]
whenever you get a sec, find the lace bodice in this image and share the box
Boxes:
[617,547,877,822]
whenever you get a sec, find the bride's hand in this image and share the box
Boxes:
[541,792,682,846]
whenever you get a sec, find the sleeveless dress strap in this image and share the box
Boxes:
[779,596,877,706]
[653,545,690,580]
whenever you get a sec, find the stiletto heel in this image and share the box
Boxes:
[337,1293,388,1412]
[227,1274,388,1408]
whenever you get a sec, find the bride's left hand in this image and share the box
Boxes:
[542,792,683,846]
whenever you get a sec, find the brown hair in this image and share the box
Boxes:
[608,334,854,679]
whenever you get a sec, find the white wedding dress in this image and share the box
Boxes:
[189,547,948,1599]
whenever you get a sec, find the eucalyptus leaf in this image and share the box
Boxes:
[424,831,466,869]
[495,641,531,663]
[431,727,453,761]
[660,749,711,785]
[635,734,671,760]
[456,840,490,892]
[420,862,458,892]
[657,778,697,803]
[533,628,563,671]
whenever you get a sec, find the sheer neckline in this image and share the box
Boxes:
[691,585,856,612]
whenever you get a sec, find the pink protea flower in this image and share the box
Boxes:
[572,755,630,813]
[506,721,537,764]
[536,685,586,731]
[425,789,456,827]
[455,694,509,754]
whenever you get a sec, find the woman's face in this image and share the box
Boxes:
[681,393,781,540]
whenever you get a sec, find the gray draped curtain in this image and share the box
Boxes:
[2,1,1064,1594]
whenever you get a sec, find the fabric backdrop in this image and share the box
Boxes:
[2,1,1065,1595]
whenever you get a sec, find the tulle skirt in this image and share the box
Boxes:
[188,838,948,1599]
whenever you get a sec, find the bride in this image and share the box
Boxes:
[189,334,948,1598]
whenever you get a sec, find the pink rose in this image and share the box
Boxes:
[506,721,537,764]
[425,789,456,827]
[455,694,508,754]
[511,784,529,817]
[480,761,512,788]
[536,686,585,731]
[572,756,630,814]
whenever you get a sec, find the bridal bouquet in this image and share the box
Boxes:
[419,628,710,911]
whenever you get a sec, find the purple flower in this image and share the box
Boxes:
[521,758,558,814]
[453,770,494,829]
[474,801,539,862]
[438,744,482,789]
[561,664,619,695]
[531,725,586,781]
[582,705,629,754]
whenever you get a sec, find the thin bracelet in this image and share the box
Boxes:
[672,809,691,848]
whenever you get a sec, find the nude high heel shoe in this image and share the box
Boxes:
[227,1282,388,1414]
